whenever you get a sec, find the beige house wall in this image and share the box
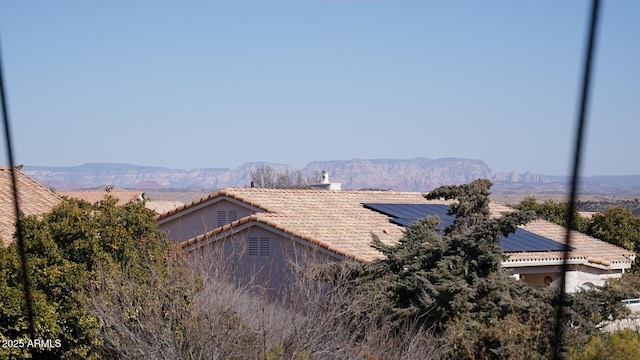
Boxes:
[564,266,624,292]
[159,199,254,243]
[185,224,340,295]
[508,264,624,292]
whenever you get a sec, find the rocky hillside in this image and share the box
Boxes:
[303,158,547,190]
[23,158,640,194]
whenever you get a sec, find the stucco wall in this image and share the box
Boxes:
[159,199,253,243]
[188,225,339,296]
[564,267,623,292]
[509,264,623,292]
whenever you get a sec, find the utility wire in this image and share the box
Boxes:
[0,40,37,340]
[553,0,600,358]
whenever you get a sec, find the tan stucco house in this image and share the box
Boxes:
[156,187,635,293]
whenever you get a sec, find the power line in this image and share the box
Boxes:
[553,0,600,358]
[0,38,36,341]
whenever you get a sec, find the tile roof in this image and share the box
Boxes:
[57,189,145,206]
[170,188,443,262]
[145,200,184,214]
[0,167,61,246]
[488,203,634,267]
[505,219,634,268]
[167,188,635,267]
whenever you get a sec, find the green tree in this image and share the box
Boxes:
[0,196,190,359]
[338,179,619,359]
[515,197,590,233]
[587,206,640,252]
[568,329,640,360]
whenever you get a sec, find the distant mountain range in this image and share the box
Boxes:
[23,158,640,195]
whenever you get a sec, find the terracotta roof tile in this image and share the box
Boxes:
[172,188,635,267]
[57,189,144,206]
[0,167,61,246]
[145,200,184,214]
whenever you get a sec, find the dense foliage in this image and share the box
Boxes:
[568,329,640,360]
[515,197,590,233]
[589,207,640,253]
[334,179,629,359]
[0,196,190,359]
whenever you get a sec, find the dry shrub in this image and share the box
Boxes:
[86,241,448,359]
[186,246,449,360]
[86,255,195,359]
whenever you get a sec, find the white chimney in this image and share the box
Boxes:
[321,170,330,184]
[311,170,341,191]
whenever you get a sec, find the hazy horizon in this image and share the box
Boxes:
[1,1,638,176]
[22,157,640,178]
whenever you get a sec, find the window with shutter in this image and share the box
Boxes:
[217,211,226,227]
[228,211,238,222]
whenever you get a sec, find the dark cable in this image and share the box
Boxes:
[0,40,37,340]
[553,0,600,358]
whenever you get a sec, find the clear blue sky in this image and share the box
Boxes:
[0,1,638,176]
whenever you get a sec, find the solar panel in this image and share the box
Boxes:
[499,228,572,252]
[362,203,573,253]
[363,203,453,228]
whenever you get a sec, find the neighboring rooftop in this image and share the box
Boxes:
[504,219,634,268]
[57,189,145,206]
[56,189,184,214]
[0,167,62,246]
[145,200,184,214]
